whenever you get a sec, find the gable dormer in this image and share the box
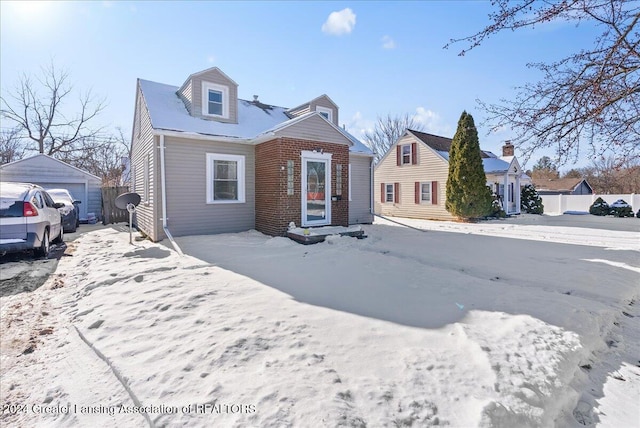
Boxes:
[287,94,339,126]
[177,67,238,124]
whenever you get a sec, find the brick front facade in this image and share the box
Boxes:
[255,138,349,236]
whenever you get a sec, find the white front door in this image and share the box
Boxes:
[301,152,332,227]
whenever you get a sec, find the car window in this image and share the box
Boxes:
[33,193,44,209]
[43,192,56,207]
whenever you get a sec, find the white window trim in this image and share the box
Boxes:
[206,153,245,204]
[301,150,332,227]
[420,181,433,204]
[144,154,150,204]
[385,183,394,203]
[202,82,229,119]
[348,164,352,201]
[316,106,333,122]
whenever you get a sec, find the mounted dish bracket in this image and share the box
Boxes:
[115,192,141,245]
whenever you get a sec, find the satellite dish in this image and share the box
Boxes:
[115,192,141,210]
[115,192,141,245]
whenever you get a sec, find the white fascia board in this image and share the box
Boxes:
[154,129,275,145]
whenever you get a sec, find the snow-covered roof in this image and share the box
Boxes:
[407,129,514,172]
[138,79,372,155]
[482,157,511,173]
[139,79,290,139]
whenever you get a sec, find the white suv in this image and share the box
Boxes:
[0,182,64,257]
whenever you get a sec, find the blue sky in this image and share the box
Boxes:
[0,1,596,169]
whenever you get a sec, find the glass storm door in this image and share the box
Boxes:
[302,156,331,226]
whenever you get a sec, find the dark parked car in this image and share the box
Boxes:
[0,182,64,257]
[46,188,81,232]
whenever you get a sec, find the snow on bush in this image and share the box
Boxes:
[520,184,544,214]
[589,197,610,216]
[609,199,634,217]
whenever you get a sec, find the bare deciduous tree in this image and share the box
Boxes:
[446,0,640,167]
[0,127,25,164]
[1,63,106,157]
[58,129,131,186]
[577,156,640,193]
[363,113,425,162]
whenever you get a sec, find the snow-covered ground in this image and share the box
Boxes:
[1,217,638,427]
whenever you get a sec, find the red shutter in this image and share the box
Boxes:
[396,145,401,166]
[394,183,400,203]
[411,143,417,165]
[432,181,438,205]
[381,183,385,203]
[415,182,420,204]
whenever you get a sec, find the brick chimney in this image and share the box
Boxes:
[502,141,514,157]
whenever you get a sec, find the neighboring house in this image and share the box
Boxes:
[532,177,593,195]
[0,154,102,221]
[130,67,374,241]
[374,130,523,219]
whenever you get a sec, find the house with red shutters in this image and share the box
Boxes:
[374,129,522,220]
[130,67,374,241]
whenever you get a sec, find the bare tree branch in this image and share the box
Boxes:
[0,63,107,157]
[447,0,640,166]
[363,113,426,162]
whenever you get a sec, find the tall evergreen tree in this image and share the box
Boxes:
[445,111,493,219]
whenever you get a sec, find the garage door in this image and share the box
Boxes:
[37,182,88,219]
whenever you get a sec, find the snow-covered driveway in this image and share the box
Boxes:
[1,218,638,427]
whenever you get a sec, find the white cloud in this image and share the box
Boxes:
[321,8,356,36]
[346,111,375,141]
[413,107,451,135]
[207,55,216,64]
[381,35,396,49]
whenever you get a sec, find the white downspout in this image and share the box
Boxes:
[370,155,375,222]
[159,134,184,256]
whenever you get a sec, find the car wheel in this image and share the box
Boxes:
[34,229,50,258]
[53,226,64,244]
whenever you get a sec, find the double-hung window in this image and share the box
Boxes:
[385,184,394,202]
[420,182,431,202]
[206,153,245,203]
[401,144,411,165]
[202,82,229,119]
[207,90,223,116]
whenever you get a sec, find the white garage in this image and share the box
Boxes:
[0,154,102,221]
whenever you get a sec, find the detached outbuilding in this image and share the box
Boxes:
[532,177,593,195]
[0,154,102,221]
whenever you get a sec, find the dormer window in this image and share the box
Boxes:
[316,106,333,123]
[202,82,229,119]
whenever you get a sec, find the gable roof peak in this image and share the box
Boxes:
[179,67,239,92]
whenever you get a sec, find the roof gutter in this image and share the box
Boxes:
[159,133,183,256]
[153,129,276,145]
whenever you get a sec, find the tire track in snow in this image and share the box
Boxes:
[583,259,640,273]
[73,326,153,428]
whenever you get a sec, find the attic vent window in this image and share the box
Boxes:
[202,82,229,119]
[316,106,333,122]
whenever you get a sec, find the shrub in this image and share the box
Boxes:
[489,196,506,218]
[445,111,493,219]
[610,199,634,217]
[589,197,610,216]
[520,184,544,214]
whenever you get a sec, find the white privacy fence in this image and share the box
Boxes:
[541,193,640,215]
